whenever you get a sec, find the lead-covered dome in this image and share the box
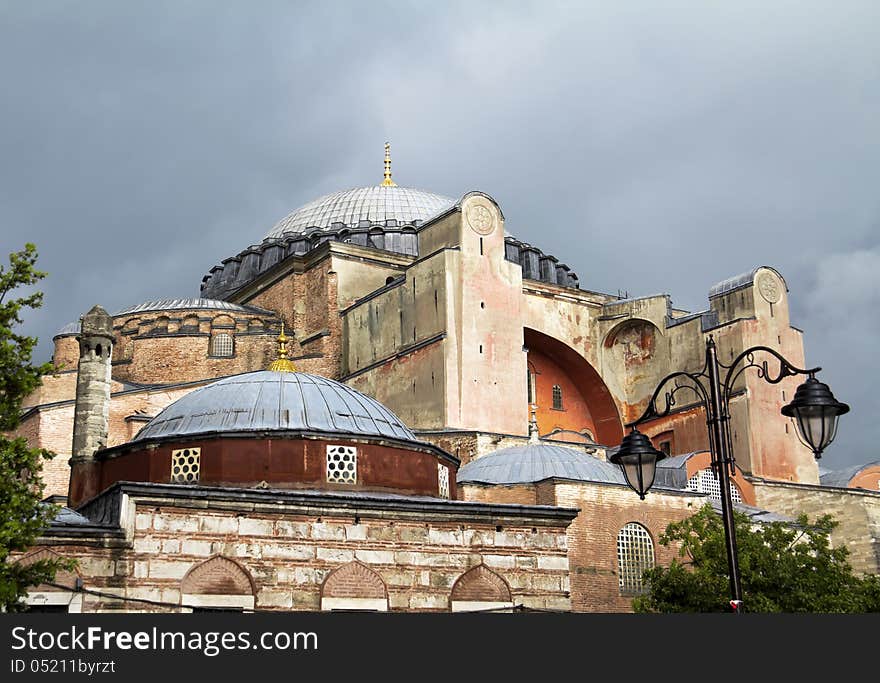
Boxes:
[457,443,625,486]
[134,370,418,443]
[265,185,453,238]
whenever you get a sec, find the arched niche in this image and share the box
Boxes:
[181,555,256,612]
[17,548,82,613]
[450,564,513,613]
[320,561,389,612]
[524,328,623,446]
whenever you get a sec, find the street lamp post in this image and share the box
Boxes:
[609,335,849,612]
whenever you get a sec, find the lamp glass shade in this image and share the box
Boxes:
[610,429,666,499]
[781,376,849,458]
[620,453,658,499]
[793,404,839,456]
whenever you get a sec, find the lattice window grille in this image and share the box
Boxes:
[171,448,200,484]
[327,445,357,484]
[210,333,234,357]
[687,469,742,503]
[438,464,450,499]
[617,523,654,594]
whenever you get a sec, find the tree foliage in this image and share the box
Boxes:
[0,244,72,611]
[633,504,880,613]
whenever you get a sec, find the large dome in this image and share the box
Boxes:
[265,185,453,239]
[134,370,418,443]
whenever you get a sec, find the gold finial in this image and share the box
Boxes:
[381,141,397,187]
[268,321,297,373]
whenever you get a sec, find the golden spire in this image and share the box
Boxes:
[381,141,397,187]
[268,321,296,373]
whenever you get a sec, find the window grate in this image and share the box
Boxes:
[327,445,357,484]
[210,333,234,357]
[438,464,450,499]
[617,523,654,595]
[687,469,742,503]
[171,448,200,484]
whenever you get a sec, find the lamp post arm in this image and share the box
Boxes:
[625,370,712,430]
[721,345,820,410]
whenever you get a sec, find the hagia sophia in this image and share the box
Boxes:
[11,145,879,612]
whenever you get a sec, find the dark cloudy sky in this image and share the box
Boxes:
[1,2,877,470]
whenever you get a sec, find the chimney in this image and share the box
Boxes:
[67,305,113,507]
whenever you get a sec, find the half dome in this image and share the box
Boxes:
[134,370,418,443]
[265,185,453,239]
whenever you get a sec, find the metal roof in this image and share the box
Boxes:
[114,298,273,317]
[266,185,453,238]
[819,461,880,488]
[53,321,80,338]
[133,370,418,443]
[51,506,93,526]
[457,443,625,486]
[708,266,787,299]
[710,499,792,524]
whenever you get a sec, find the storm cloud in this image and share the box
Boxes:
[1,1,877,468]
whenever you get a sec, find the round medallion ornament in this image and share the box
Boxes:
[757,272,781,304]
[466,202,495,236]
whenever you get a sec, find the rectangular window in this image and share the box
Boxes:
[552,385,563,410]
[171,448,201,484]
[327,445,357,484]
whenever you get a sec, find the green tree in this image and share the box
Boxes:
[633,504,880,613]
[0,244,71,611]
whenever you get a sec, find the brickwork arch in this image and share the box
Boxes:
[320,561,389,611]
[18,547,80,591]
[321,561,387,600]
[181,555,255,596]
[451,564,511,603]
[211,314,236,330]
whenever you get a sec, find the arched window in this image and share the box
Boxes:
[210,333,234,358]
[617,523,654,595]
[552,385,563,410]
[687,469,742,503]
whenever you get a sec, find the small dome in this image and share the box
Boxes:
[134,371,418,443]
[457,443,624,486]
[265,185,453,238]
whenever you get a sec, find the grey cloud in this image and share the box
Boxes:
[1,0,877,467]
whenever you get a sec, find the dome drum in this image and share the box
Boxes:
[93,434,458,499]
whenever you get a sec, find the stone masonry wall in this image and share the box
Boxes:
[752,480,880,574]
[30,503,571,612]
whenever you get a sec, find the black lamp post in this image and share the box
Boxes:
[609,336,848,612]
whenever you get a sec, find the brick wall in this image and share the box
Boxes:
[24,502,571,612]
[459,484,537,505]
[115,333,279,385]
[245,261,342,379]
[548,482,701,612]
